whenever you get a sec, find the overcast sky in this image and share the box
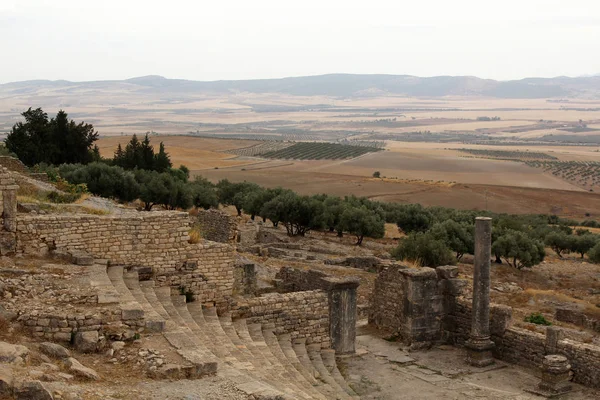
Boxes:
[1,0,599,83]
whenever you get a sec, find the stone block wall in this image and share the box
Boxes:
[447,297,600,389]
[231,291,330,346]
[275,267,331,292]
[194,209,238,243]
[15,211,235,305]
[369,265,444,344]
[232,257,257,296]
[275,266,359,354]
[16,308,143,342]
[555,307,600,333]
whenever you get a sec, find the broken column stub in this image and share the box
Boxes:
[465,217,495,367]
[536,355,573,396]
[323,276,359,354]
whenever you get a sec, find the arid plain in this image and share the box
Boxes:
[2,80,600,218]
[85,94,600,218]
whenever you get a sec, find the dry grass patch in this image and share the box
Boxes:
[188,225,202,244]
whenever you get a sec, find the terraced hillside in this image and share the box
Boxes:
[261,142,382,160]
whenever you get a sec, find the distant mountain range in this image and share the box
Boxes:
[3,73,600,98]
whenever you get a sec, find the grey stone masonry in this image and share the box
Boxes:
[0,167,18,255]
[465,217,495,367]
[194,209,238,243]
[323,277,359,354]
[275,266,360,354]
[16,211,235,306]
[369,265,443,346]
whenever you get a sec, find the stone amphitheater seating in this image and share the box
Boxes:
[100,264,358,399]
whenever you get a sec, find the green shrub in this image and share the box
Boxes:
[524,312,552,326]
[46,191,81,204]
[391,232,456,267]
[588,242,600,263]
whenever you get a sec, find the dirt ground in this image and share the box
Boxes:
[342,322,600,399]
[199,166,600,218]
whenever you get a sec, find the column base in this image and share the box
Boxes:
[465,336,495,367]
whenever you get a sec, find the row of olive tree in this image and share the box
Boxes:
[51,163,599,258]
[56,163,216,211]
[385,203,587,269]
[216,180,385,244]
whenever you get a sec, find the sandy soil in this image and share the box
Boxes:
[97,135,259,169]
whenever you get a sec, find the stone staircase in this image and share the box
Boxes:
[104,265,358,399]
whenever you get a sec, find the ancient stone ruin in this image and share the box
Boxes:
[369,215,600,392]
[1,171,600,399]
[0,176,360,399]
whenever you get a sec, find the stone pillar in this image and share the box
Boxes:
[536,355,572,396]
[323,277,359,354]
[2,187,17,232]
[545,326,562,355]
[465,217,495,367]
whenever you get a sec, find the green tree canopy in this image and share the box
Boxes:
[492,230,545,269]
[6,108,98,166]
[338,205,385,245]
[429,220,474,261]
[391,232,456,267]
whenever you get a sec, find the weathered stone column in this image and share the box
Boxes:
[2,186,17,232]
[465,217,495,367]
[323,277,359,354]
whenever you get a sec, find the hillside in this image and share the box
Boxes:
[3,73,600,99]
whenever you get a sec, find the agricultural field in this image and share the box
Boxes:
[260,142,382,160]
[525,160,600,192]
[457,149,558,160]
[226,141,294,157]
[7,78,600,220]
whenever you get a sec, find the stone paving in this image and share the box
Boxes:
[340,322,600,400]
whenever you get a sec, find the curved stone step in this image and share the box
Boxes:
[142,287,291,399]
[321,349,358,397]
[107,265,145,321]
[278,334,321,387]
[292,338,320,379]
[203,309,310,399]
[237,321,317,400]
[123,272,165,332]
[88,264,120,304]
[185,302,306,399]
[256,326,329,400]
[306,343,354,400]
[139,281,170,321]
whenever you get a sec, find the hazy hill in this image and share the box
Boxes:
[3,74,600,99]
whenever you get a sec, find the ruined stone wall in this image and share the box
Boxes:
[446,297,600,388]
[194,209,238,243]
[15,212,235,305]
[16,308,143,342]
[232,257,257,296]
[0,156,29,174]
[275,266,359,353]
[555,307,600,333]
[274,267,331,292]
[232,291,330,346]
[369,265,444,344]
